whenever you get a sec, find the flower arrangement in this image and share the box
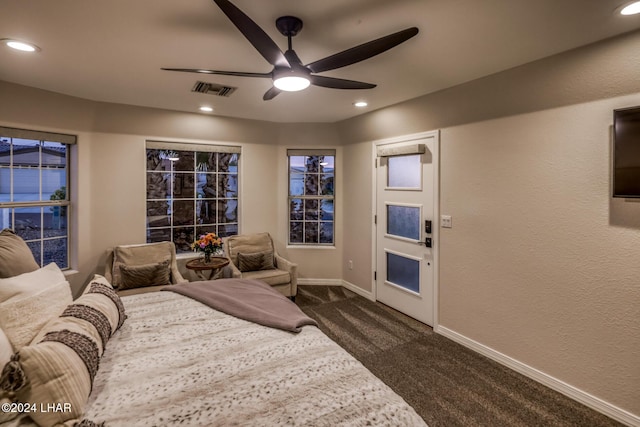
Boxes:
[192,232,223,263]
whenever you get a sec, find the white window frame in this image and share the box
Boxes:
[145,140,241,253]
[0,126,75,269]
[287,149,335,246]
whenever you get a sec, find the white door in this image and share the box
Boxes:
[375,132,439,326]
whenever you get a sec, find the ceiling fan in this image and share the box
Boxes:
[162,0,419,100]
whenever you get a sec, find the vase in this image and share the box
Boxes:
[204,252,212,264]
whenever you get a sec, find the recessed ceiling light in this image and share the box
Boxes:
[354,101,368,108]
[2,39,40,52]
[620,1,640,15]
[199,106,214,112]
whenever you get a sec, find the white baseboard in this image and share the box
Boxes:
[341,280,375,301]
[297,279,375,301]
[297,278,343,286]
[436,326,640,427]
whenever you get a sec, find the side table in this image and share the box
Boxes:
[185,257,230,281]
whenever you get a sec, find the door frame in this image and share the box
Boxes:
[371,130,440,327]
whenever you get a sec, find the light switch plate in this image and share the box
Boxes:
[441,215,452,228]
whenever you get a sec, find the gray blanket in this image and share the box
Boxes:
[163,278,317,332]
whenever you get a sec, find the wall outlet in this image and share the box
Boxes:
[348,260,353,270]
[441,215,452,228]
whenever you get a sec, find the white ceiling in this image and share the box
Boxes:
[2,0,640,123]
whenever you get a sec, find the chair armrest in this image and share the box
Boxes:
[226,258,242,278]
[104,249,115,283]
[275,254,296,272]
[171,265,188,284]
[275,254,298,294]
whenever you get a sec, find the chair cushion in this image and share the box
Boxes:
[0,228,39,278]
[241,269,290,286]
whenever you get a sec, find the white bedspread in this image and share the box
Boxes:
[81,291,427,426]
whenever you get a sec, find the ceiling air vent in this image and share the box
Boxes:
[191,81,237,97]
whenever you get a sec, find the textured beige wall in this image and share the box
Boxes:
[272,124,344,280]
[92,101,281,144]
[0,81,96,132]
[279,145,343,280]
[337,30,640,418]
[438,97,640,415]
[337,30,640,143]
[342,142,374,290]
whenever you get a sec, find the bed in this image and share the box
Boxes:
[1,269,427,426]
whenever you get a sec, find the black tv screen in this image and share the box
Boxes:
[613,106,640,198]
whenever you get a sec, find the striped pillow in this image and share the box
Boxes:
[237,250,275,272]
[119,260,171,290]
[0,274,125,426]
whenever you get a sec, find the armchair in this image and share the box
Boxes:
[104,241,187,296]
[224,232,297,298]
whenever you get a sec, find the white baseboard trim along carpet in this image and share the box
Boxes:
[297,278,344,287]
[436,326,639,427]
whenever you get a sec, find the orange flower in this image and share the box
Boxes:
[191,232,223,254]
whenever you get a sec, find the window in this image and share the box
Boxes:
[146,141,240,253]
[0,126,74,269]
[288,149,335,245]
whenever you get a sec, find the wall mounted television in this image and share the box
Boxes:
[613,106,640,198]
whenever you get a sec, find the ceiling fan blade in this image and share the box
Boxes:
[213,0,290,68]
[263,86,282,100]
[306,27,419,74]
[310,75,376,90]
[161,68,271,78]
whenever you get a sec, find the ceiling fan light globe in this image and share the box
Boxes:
[274,75,310,91]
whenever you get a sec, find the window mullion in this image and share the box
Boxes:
[0,200,69,208]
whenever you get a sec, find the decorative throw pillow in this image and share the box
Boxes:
[111,243,173,289]
[238,250,275,272]
[31,275,126,347]
[119,260,171,290]
[0,274,125,427]
[0,262,67,303]
[0,229,39,278]
[0,263,72,350]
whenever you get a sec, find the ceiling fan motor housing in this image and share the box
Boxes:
[276,16,304,37]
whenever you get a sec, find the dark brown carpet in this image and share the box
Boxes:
[296,285,622,427]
